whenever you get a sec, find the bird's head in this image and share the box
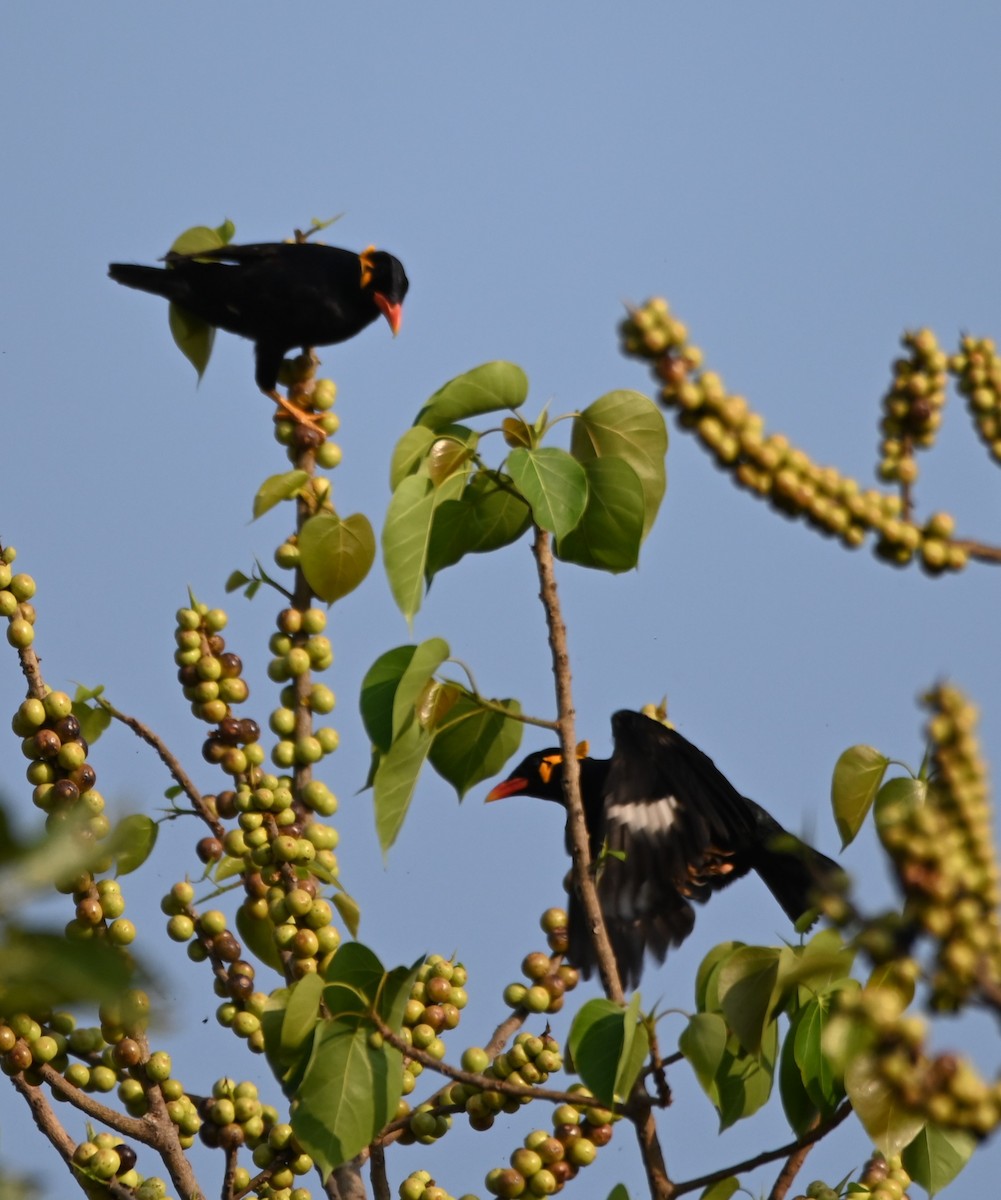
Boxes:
[485,742,590,803]
[359,246,409,335]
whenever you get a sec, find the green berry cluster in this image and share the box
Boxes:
[458,1031,564,1132]
[0,1010,72,1083]
[398,1168,477,1200]
[953,334,1001,463]
[396,956,468,1104]
[849,1152,913,1200]
[484,1089,613,1197]
[267,606,338,769]
[501,910,578,1015]
[160,882,271,1046]
[877,684,1001,1009]
[71,1131,141,1189]
[247,1116,315,1196]
[877,329,948,485]
[619,303,969,574]
[16,688,105,833]
[834,983,1001,1138]
[0,547,37,650]
[197,1078,280,1157]
[274,361,343,467]
[175,603,262,781]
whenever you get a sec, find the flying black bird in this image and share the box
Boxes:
[486,709,841,989]
[108,241,408,422]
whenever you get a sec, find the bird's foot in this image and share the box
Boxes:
[266,390,327,440]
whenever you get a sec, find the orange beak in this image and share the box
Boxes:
[485,777,527,802]
[375,292,403,336]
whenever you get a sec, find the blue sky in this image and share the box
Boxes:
[2,5,1001,1197]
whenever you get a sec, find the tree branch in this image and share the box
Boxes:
[530,526,672,1200]
[671,1101,852,1197]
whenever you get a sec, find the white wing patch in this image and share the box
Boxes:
[607,795,679,836]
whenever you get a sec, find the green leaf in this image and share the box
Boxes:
[718,945,781,1055]
[71,689,111,746]
[715,1022,777,1129]
[373,719,432,855]
[236,902,284,973]
[507,447,588,539]
[382,475,436,622]
[416,361,529,429]
[556,457,645,572]
[111,814,158,877]
[299,512,376,604]
[360,645,420,752]
[845,1052,923,1158]
[874,776,927,838]
[253,470,309,520]
[695,941,745,1013]
[679,1012,728,1102]
[331,885,361,940]
[378,960,425,1028]
[779,1013,821,1136]
[293,1016,403,1177]
[168,303,215,379]
[225,570,251,592]
[616,992,650,1098]
[606,1188,631,1200]
[427,471,531,578]
[570,390,667,537]
[426,435,476,486]
[391,637,450,743]
[170,224,229,256]
[323,942,385,999]
[567,998,639,1105]
[0,928,134,1011]
[390,426,437,489]
[428,694,523,798]
[901,1122,976,1197]
[700,1179,739,1200]
[831,744,888,847]
[281,974,325,1061]
[792,996,845,1113]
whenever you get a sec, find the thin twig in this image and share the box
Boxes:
[530,526,672,1200]
[369,1143,391,1200]
[373,1015,609,1112]
[672,1101,853,1197]
[98,700,223,838]
[10,1072,134,1200]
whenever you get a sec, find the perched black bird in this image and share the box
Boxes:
[108,242,408,419]
[486,709,841,989]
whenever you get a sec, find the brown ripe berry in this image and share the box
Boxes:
[76,897,104,925]
[522,952,552,981]
[197,837,224,864]
[424,975,452,1004]
[33,729,62,759]
[239,719,261,743]
[584,1121,613,1147]
[422,1005,446,1032]
[68,763,97,793]
[218,717,243,745]
[219,653,243,678]
[4,1041,34,1072]
[52,778,80,804]
[52,715,81,742]
[116,1144,137,1174]
[213,932,242,963]
[114,1038,143,1068]
[546,929,569,954]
